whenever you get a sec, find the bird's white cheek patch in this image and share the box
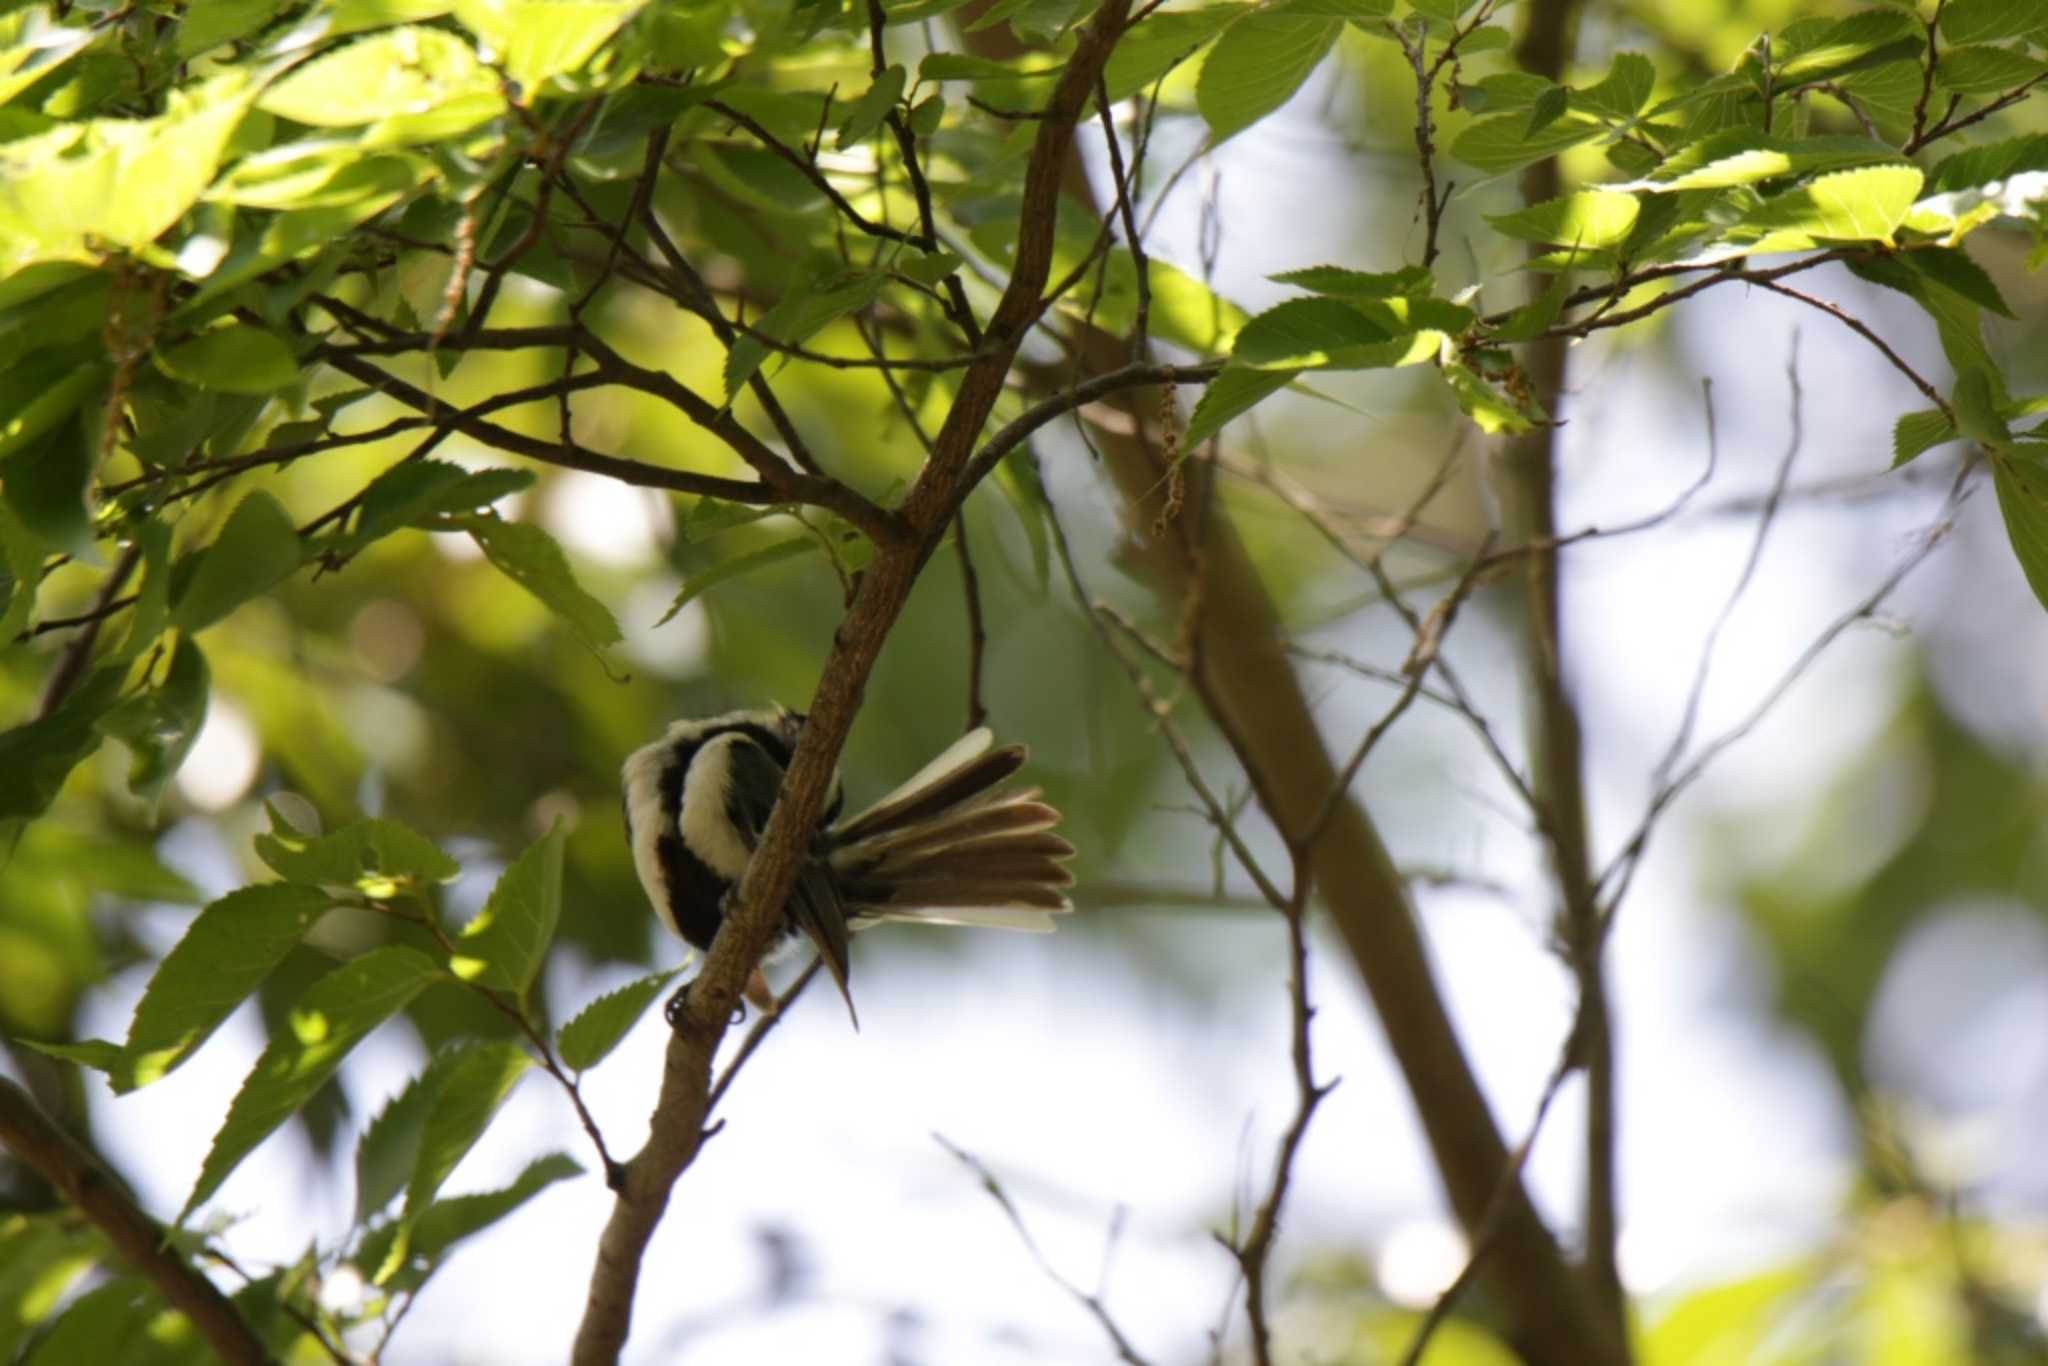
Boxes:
[621,741,679,936]
[680,738,754,877]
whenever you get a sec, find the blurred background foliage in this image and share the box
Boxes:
[2,0,2047,1360]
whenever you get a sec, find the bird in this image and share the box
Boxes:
[620,707,1074,1026]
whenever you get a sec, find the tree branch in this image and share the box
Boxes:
[0,1075,275,1366]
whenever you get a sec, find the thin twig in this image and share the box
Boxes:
[935,1137,1154,1366]
[706,959,823,1116]
[36,542,143,717]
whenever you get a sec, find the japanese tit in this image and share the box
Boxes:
[621,707,1074,1025]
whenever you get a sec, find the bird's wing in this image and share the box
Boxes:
[726,736,857,1025]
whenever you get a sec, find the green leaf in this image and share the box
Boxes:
[0,342,106,462]
[19,1278,157,1366]
[356,1061,454,1224]
[1953,367,2012,447]
[1491,269,1571,343]
[156,322,299,395]
[1195,2,1342,145]
[385,1041,533,1276]
[1182,365,1295,447]
[836,64,906,148]
[1231,298,1390,369]
[95,635,209,812]
[1444,362,1534,434]
[182,946,442,1222]
[1892,408,1957,467]
[1524,85,1569,136]
[1572,52,1655,120]
[406,1046,535,1201]
[1486,190,1640,248]
[656,535,820,623]
[451,0,645,94]
[332,459,533,556]
[1902,245,2013,318]
[908,93,945,137]
[0,71,257,278]
[1101,4,1246,103]
[1747,164,1924,246]
[0,500,39,643]
[0,666,122,822]
[0,11,94,111]
[450,823,564,997]
[169,491,304,633]
[114,882,334,1092]
[261,25,505,134]
[1938,0,2048,46]
[1992,450,2048,613]
[0,409,95,560]
[254,806,461,891]
[1624,131,1900,192]
[916,53,1057,82]
[1267,264,1432,297]
[371,1152,580,1288]
[1934,44,2048,95]
[1924,132,2048,196]
[1449,111,1602,175]
[177,0,287,58]
[724,267,885,398]
[1776,10,1921,84]
[453,513,622,651]
[557,969,680,1071]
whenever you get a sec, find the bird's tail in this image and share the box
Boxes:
[829,727,1074,931]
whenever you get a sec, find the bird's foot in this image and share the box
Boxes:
[663,980,747,1031]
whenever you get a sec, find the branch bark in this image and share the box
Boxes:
[568,2,1134,1358]
[959,11,1625,1362]
[1506,0,1629,1348]
[0,1075,275,1366]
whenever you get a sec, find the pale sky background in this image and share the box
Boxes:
[59,49,2048,1366]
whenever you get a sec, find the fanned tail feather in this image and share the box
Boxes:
[833,732,1026,843]
[829,731,1074,932]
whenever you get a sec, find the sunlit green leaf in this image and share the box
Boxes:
[1101,5,1246,103]
[254,806,462,890]
[1450,111,1602,174]
[451,0,644,94]
[1486,190,1640,248]
[0,71,256,278]
[1231,298,1390,369]
[450,823,564,997]
[1196,1,1342,145]
[108,882,335,1092]
[182,946,442,1222]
